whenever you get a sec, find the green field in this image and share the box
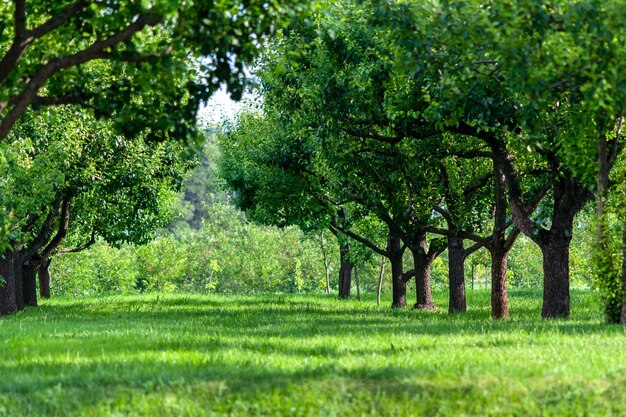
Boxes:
[1,290,625,417]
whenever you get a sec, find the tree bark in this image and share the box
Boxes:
[448,236,466,313]
[539,228,572,319]
[13,248,24,311]
[0,250,18,316]
[338,242,352,299]
[354,267,361,301]
[409,233,436,310]
[619,226,626,324]
[489,165,511,319]
[377,256,385,307]
[490,248,509,319]
[38,258,52,299]
[21,258,39,307]
[389,231,406,308]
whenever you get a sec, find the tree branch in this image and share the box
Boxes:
[329,221,389,258]
[21,198,62,261]
[39,199,72,260]
[464,240,485,258]
[0,12,162,141]
[54,230,96,255]
[0,0,90,84]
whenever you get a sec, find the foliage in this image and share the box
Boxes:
[1,291,624,416]
[52,203,332,295]
[0,0,304,142]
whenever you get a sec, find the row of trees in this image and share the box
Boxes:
[221,0,626,322]
[0,0,301,316]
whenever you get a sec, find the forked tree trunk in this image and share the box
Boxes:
[409,234,436,310]
[389,232,406,308]
[338,243,352,299]
[448,236,466,313]
[0,250,17,316]
[38,259,51,299]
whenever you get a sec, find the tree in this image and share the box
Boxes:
[357,0,623,318]
[0,0,302,142]
[0,107,191,314]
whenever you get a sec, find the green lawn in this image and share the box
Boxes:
[0,290,625,416]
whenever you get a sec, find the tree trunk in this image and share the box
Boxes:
[448,236,466,313]
[540,229,572,319]
[490,249,509,319]
[320,232,331,295]
[13,249,25,311]
[540,179,580,319]
[21,259,39,307]
[377,256,385,307]
[621,227,626,324]
[490,165,510,319]
[409,234,436,310]
[38,259,51,299]
[389,232,406,308]
[338,242,352,299]
[0,250,18,316]
[354,267,361,301]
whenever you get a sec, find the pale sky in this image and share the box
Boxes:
[197,88,245,127]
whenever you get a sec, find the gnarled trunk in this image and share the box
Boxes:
[0,250,17,316]
[389,231,406,308]
[448,236,466,313]
[409,233,436,310]
[338,242,352,299]
[38,259,51,299]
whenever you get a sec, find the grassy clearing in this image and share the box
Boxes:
[0,290,625,416]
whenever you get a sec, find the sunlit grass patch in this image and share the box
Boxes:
[0,290,624,416]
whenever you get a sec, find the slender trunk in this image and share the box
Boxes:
[21,258,39,307]
[324,263,330,295]
[0,250,17,316]
[409,233,436,310]
[355,267,361,301]
[621,227,626,324]
[207,270,214,293]
[389,232,406,308]
[448,236,466,313]
[540,228,572,319]
[38,259,51,299]
[321,232,330,295]
[338,242,352,299]
[377,256,385,307]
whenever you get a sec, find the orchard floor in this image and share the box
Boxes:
[0,290,625,417]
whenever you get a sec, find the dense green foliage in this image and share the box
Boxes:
[52,204,328,295]
[1,292,624,416]
[48,204,596,297]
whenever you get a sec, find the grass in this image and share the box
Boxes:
[0,289,625,416]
